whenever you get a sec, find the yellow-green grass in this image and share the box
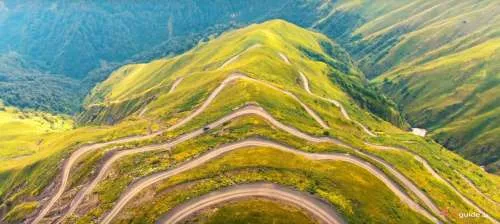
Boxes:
[312,0,500,172]
[1,49,362,222]
[180,198,318,224]
[369,133,500,219]
[325,0,500,76]
[0,118,153,214]
[375,38,500,173]
[2,201,39,223]
[1,19,498,224]
[84,20,391,141]
[43,20,500,221]
[86,148,431,224]
[71,115,496,223]
[70,115,348,219]
[0,106,73,160]
[81,20,381,127]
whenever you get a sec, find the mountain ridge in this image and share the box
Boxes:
[1,20,498,224]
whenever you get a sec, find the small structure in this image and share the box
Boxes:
[411,128,427,137]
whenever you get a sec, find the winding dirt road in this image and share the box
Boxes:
[295,55,498,223]
[35,71,330,223]
[278,52,291,65]
[34,75,193,224]
[156,183,346,224]
[367,143,499,224]
[100,139,439,224]
[298,71,376,137]
[456,171,499,207]
[34,48,492,223]
[169,73,329,130]
[58,100,442,223]
[276,52,375,136]
[31,130,165,224]
[60,105,345,222]
[219,44,262,69]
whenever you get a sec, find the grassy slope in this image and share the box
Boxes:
[0,116,153,222]
[72,20,498,222]
[1,20,499,223]
[0,105,73,160]
[375,39,500,173]
[180,198,318,224]
[79,18,405,128]
[312,0,500,172]
[72,116,427,224]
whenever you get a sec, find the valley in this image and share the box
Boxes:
[0,20,500,223]
[0,2,499,223]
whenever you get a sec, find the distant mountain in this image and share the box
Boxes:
[0,53,80,113]
[306,0,500,172]
[375,39,500,173]
[1,0,404,125]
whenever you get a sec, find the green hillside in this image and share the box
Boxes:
[78,19,404,128]
[308,0,500,172]
[375,39,500,173]
[0,103,73,160]
[314,0,500,77]
[0,20,499,224]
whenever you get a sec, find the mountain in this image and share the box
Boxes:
[0,103,73,161]
[1,20,499,224]
[375,39,500,173]
[307,0,500,172]
[77,21,404,128]
[312,0,500,77]
[0,0,407,122]
[0,0,323,113]
[0,52,81,113]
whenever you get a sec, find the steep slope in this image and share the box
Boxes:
[375,39,500,173]
[0,53,81,113]
[313,0,500,77]
[0,0,324,113]
[308,0,500,171]
[1,20,499,224]
[78,18,404,127]
[0,104,73,160]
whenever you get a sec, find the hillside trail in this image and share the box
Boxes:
[283,52,498,223]
[32,45,263,224]
[34,45,494,224]
[44,70,329,224]
[157,183,347,224]
[366,143,499,223]
[100,138,439,224]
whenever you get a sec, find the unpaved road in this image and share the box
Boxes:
[60,105,344,221]
[277,52,374,136]
[36,71,330,224]
[156,183,346,224]
[219,44,262,69]
[100,139,439,224]
[169,73,329,131]
[61,104,442,223]
[278,52,291,65]
[31,129,165,224]
[35,51,482,223]
[456,171,499,207]
[36,75,190,223]
[366,143,499,224]
[139,77,184,117]
[298,71,376,137]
